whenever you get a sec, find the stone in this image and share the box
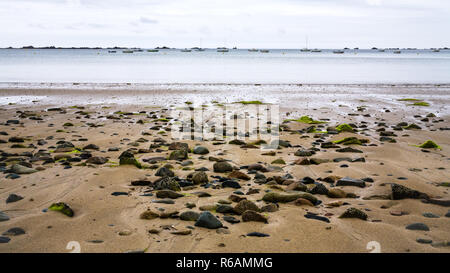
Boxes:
[0,236,11,243]
[223,216,240,224]
[422,212,439,218]
[416,238,433,244]
[336,147,363,153]
[153,177,181,191]
[180,211,200,221]
[336,177,366,188]
[213,161,233,173]
[171,229,192,235]
[234,200,260,215]
[293,198,314,206]
[216,205,234,213]
[169,142,189,151]
[83,144,99,150]
[155,167,174,177]
[10,164,37,174]
[140,210,159,220]
[246,232,269,237]
[327,188,347,198]
[339,208,368,220]
[242,210,268,223]
[86,156,108,164]
[49,202,74,217]
[193,146,209,155]
[406,223,429,231]
[195,211,223,229]
[228,170,251,180]
[286,182,307,192]
[168,150,188,160]
[119,151,142,168]
[6,194,23,204]
[262,192,318,205]
[391,183,428,200]
[307,183,329,195]
[222,180,241,189]
[156,190,184,199]
[304,212,330,223]
[191,171,208,184]
[0,211,10,222]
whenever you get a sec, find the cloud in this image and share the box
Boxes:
[0,0,448,48]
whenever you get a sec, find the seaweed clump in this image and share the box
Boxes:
[49,202,74,217]
[417,140,441,149]
[335,123,354,133]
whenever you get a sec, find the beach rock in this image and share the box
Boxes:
[168,142,189,151]
[307,183,329,195]
[0,236,10,244]
[180,211,200,221]
[286,182,307,191]
[406,223,429,231]
[2,227,25,236]
[246,232,269,237]
[234,200,260,215]
[169,150,188,160]
[222,180,241,189]
[155,167,174,177]
[153,177,181,191]
[260,203,278,212]
[191,171,208,184]
[223,216,240,224]
[336,147,363,153]
[86,156,108,164]
[229,139,246,145]
[228,194,246,203]
[111,192,128,196]
[216,204,234,213]
[49,202,74,217]
[156,190,183,199]
[152,199,174,204]
[8,137,25,143]
[131,180,152,186]
[0,211,10,222]
[336,177,366,188]
[304,212,330,223]
[171,229,192,235]
[391,183,428,200]
[140,210,159,220]
[422,212,439,218]
[83,144,99,150]
[294,150,314,157]
[263,192,318,204]
[118,151,141,168]
[6,194,23,204]
[242,210,268,223]
[446,211,450,217]
[416,238,433,244]
[194,211,223,229]
[193,146,209,155]
[213,162,233,173]
[10,164,37,174]
[423,198,450,207]
[228,170,250,180]
[248,164,267,172]
[339,208,368,220]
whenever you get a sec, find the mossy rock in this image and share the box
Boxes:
[119,157,142,168]
[333,137,368,145]
[140,210,159,220]
[339,208,367,220]
[63,122,74,127]
[271,158,286,165]
[417,140,441,149]
[168,150,188,160]
[286,116,326,124]
[49,202,74,217]
[336,123,354,133]
[236,100,264,105]
[409,102,430,106]
[262,192,317,204]
[403,124,421,130]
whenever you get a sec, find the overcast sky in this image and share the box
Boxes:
[0,0,449,48]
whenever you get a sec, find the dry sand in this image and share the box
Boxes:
[0,84,449,253]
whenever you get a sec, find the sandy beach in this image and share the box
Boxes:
[0,84,449,253]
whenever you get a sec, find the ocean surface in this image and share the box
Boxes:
[0,48,449,84]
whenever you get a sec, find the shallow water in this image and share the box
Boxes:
[0,48,449,84]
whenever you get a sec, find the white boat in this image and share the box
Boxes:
[311,49,321,52]
[333,50,345,54]
[259,49,269,53]
[248,48,258,52]
[217,49,229,52]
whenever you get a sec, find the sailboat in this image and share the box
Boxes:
[300,36,311,52]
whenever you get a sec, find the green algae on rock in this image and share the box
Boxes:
[285,115,326,124]
[119,151,142,168]
[49,202,74,217]
[416,140,441,149]
[335,123,354,133]
[333,137,368,145]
